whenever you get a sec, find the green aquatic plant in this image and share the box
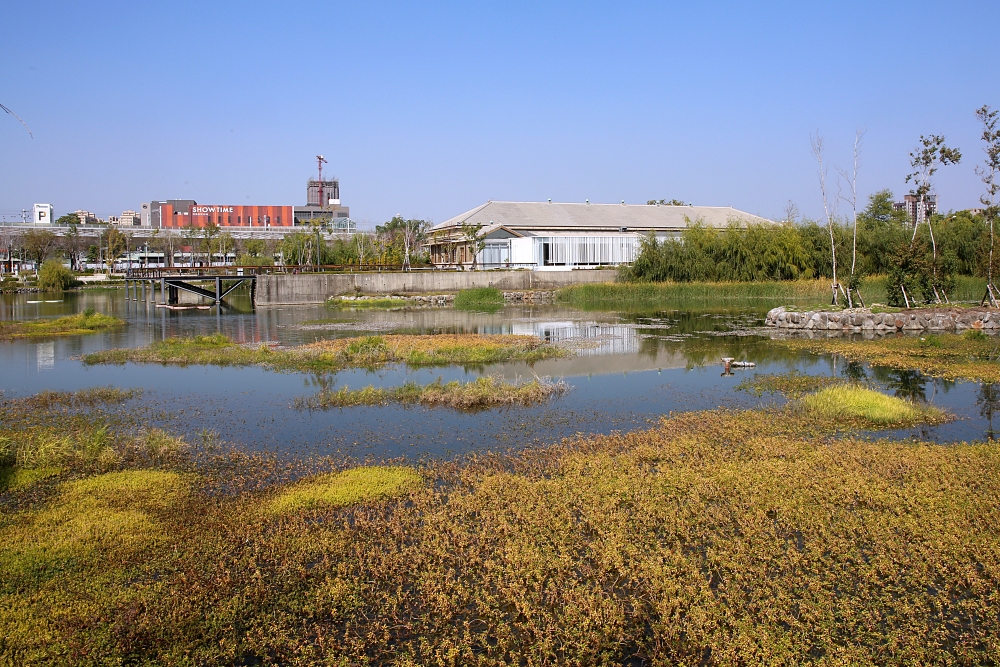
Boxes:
[454,287,504,312]
[800,385,943,425]
[84,333,566,372]
[774,332,1000,383]
[326,296,409,309]
[735,371,844,397]
[268,466,421,514]
[299,375,569,410]
[0,311,124,340]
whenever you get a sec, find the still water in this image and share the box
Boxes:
[1,289,994,459]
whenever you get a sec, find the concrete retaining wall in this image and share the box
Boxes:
[766,306,1000,334]
[254,269,618,305]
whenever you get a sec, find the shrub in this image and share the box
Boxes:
[965,329,989,341]
[37,260,74,291]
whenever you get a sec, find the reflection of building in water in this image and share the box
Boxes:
[36,342,54,371]
[511,321,641,356]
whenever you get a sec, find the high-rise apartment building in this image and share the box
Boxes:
[893,194,937,226]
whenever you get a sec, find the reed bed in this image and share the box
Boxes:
[0,310,123,340]
[0,395,994,665]
[557,276,988,311]
[83,333,566,372]
[299,375,569,410]
[326,296,409,309]
[454,287,504,312]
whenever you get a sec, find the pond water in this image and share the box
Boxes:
[1,288,995,460]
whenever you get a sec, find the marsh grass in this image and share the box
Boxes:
[0,311,124,340]
[736,370,844,397]
[454,287,504,312]
[774,332,1000,382]
[1,399,994,665]
[558,276,988,311]
[800,385,944,425]
[300,375,569,411]
[268,466,421,514]
[84,333,566,372]
[0,388,183,478]
[326,296,409,309]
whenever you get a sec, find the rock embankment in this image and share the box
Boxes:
[502,290,555,303]
[765,306,1000,333]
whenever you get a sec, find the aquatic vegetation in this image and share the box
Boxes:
[454,287,504,312]
[800,385,944,425]
[17,386,142,410]
[0,388,181,476]
[558,276,987,312]
[84,333,566,372]
[326,296,409,309]
[736,370,844,397]
[0,402,994,664]
[774,332,1000,382]
[0,311,124,340]
[268,466,421,514]
[300,375,569,410]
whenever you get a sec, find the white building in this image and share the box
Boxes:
[427,200,774,270]
[120,210,141,226]
[33,203,53,224]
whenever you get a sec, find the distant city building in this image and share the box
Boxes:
[140,202,152,227]
[72,210,100,225]
[967,208,986,217]
[295,178,352,230]
[108,215,121,225]
[893,194,937,226]
[33,203,53,224]
[120,210,141,226]
[307,178,340,206]
[159,202,293,229]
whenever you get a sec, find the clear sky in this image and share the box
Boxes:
[2,1,998,227]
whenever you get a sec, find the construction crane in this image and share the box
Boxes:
[1,103,32,138]
[316,155,328,208]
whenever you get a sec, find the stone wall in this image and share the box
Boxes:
[765,306,1000,333]
[255,270,616,305]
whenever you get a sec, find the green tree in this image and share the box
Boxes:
[106,228,127,269]
[38,259,74,291]
[906,133,962,302]
[460,222,486,270]
[975,105,1000,302]
[54,213,79,226]
[21,229,57,267]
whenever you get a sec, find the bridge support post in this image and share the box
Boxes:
[215,277,221,304]
[159,278,165,305]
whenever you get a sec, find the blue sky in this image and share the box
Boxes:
[2,1,998,227]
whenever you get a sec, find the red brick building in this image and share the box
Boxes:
[160,203,293,229]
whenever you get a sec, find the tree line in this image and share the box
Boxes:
[0,216,433,273]
[632,104,1000,307]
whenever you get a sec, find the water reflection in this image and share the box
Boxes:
[1,289,996,455]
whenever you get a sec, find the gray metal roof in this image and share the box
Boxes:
[431,201,774,235]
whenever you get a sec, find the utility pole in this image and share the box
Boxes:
[316,155,328,209]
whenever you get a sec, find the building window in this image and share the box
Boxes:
[276,216,281,225]
[227,215,231,225]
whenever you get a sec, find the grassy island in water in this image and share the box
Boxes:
[0,310,123,340]
[83,332,566,372]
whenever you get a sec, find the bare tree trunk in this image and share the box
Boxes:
[811,134,838,305]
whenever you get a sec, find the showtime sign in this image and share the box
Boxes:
[192,206,235,214]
